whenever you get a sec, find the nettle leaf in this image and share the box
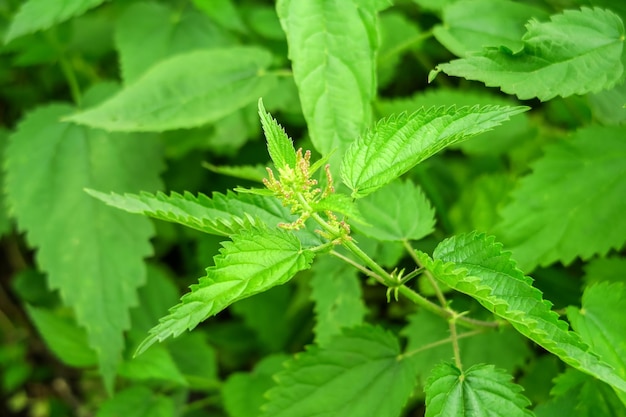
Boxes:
[258,99,296,171]
[115,1,235,83]
[261,325,417,417]
[276,0,377,159]
[97,386,175,417]
[497,126,626,270]
[534,369,626,417]
[65,47,277,132]
[354,178,435,241]
[433,0,549,57]
[568,283,626,381]
[425,363,533,417]
[4,0,105,43]
[86,189,320,246]
[223,354,290,417]
[432,7,625,101]
[341,105,528,198]
[5,104,162,391]
[136,225,315,354]
[309,256,366,346]
[416,233,626,393]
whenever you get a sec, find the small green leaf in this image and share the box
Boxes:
[425,363,533,417]
[276,0,378,160]
[310,256,366,345]
[203,163,267,183]
[65,48,277,132]
[416,233,626,393]
[433,0,549,56]
[192,0,247,34]
[4,0,105,43]
[433,7,625,101]
[354,179,435,241]
[568,283,626,381]
[26,306,97,368]
[497,126,626,270]
[342,105,528,198]
[261,325,418,417]
[258,98,297,171]
[136,225,315,354]
[311,193,364,223]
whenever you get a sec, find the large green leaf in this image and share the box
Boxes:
[425,363,533,417]
[354,178,435,241]
[416,233,626,393]
[341,105,528,198]
[276,0,377,159]
[87,189,321,246]
[261,325,418,417]
[5,103,162,392]
[309,256,366,346]
[497,126,626,270]
[4,0,105,43]
[136,224,315,354]
[432,8,625,101]
[114,1,235,83]
[433,0,548,57]
[65,47,277,132]
[568,283,626,381]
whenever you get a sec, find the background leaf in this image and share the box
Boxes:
[114,1,235,83]
[417,233,626,393]
[66,47,277,132]
[5,102,162,391]
[567,283,626,383]
[342,105,528,198]
[534,369,626,417]
[354,178,435,241]
[497,126,626,271]
[137,225,315,354]
[433,8,625,101]
[309,256,367,346]
[262,325,418,417]
[4,0,105,43]
[424,362,533,417]
[433,0,548,57]
[96,386,175,417]
[276,0,377,160]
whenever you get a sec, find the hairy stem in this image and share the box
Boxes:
[401,328,485,359]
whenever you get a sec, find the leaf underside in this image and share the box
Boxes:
[66,47,277,132]
[434,7,625,101]
[416,232,626,394]
[341,104,528,198]
[136,224,315,355]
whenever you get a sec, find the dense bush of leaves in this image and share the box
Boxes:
[0,0,625,416]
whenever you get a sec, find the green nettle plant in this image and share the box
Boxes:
[1,0,626,416]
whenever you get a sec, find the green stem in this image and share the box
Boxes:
[403,239,447,307]
[329,250,386,285]
[449,315,463,371]
[45,30,82,105]
[401,328,485,359]
[269,68,294,78]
